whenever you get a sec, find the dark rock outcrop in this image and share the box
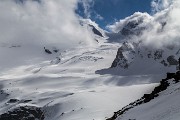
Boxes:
[111,42,134,68]
[106,70,180,120]
[111,48,128,68]
[160,60,168,66]
[111,41,179,69]
[7,99,19,103]
[44,47,52,54]
[0,106,44,120]
[167,55,178,65]
[119,19,145,36]
[89,25,103,37]
[154,50,163,60]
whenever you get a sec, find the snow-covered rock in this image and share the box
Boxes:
[107,71,180,120]
[111,41,180,71]
[106,12,152,42]
[105,11,180,75]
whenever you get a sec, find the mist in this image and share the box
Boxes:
[0,0,94,49]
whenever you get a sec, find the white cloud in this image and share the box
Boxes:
[107,0,180,48]
[151,0,173,13]
[0,0,94,49]
[106,12,152,33]
[145,0,180,47]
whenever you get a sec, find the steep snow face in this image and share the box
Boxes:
[115,74,180,120]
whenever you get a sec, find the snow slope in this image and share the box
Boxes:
[0,12,177,120]
[0,11,179,120]
[114,72,180,120]
[0,34,160,120]
[0,0,180,120]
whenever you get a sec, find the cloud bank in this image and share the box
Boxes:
[151,0,173,12]
[0,0,94,49]
[107,0,180,48]
[147,0,180,47]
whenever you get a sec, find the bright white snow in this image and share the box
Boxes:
[116,79,180,120]
[0,40,159,120]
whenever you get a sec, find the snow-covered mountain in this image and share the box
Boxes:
[96,11,180,76]
[80,19,107,40]
[103,2,180,120]
[109,41,179,74]
[0,17,163,120]
[110,14,179,71]
[106,12,152,42]
[107,70,180,120]
[0,0,180,120]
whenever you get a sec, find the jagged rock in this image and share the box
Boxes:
[111,40,179,70]
[106,71,179,120]
[119,19,145,36]
[111,48,128,68]
[111,42,135,68]
[0,106,44,120]
[176,49,180,55]
[52,48,59,53]
[22,100,32,103]
[160,60,168,66]
[7,99,19,103]
[174,71,180,82]
[147,51,152,58]
[44,47,52,54]
[161,22,167,28]
[89,25,103,37]
[154,49,163,60]
[7,99,32,104]
[121,28,134,36]
[120,42,134,51]
[167,55,178,65]
[166,72,176,79]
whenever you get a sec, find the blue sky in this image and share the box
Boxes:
[76,0,152,28]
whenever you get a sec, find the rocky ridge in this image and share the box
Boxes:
[107,69,180,120]
[111,41,180,70]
